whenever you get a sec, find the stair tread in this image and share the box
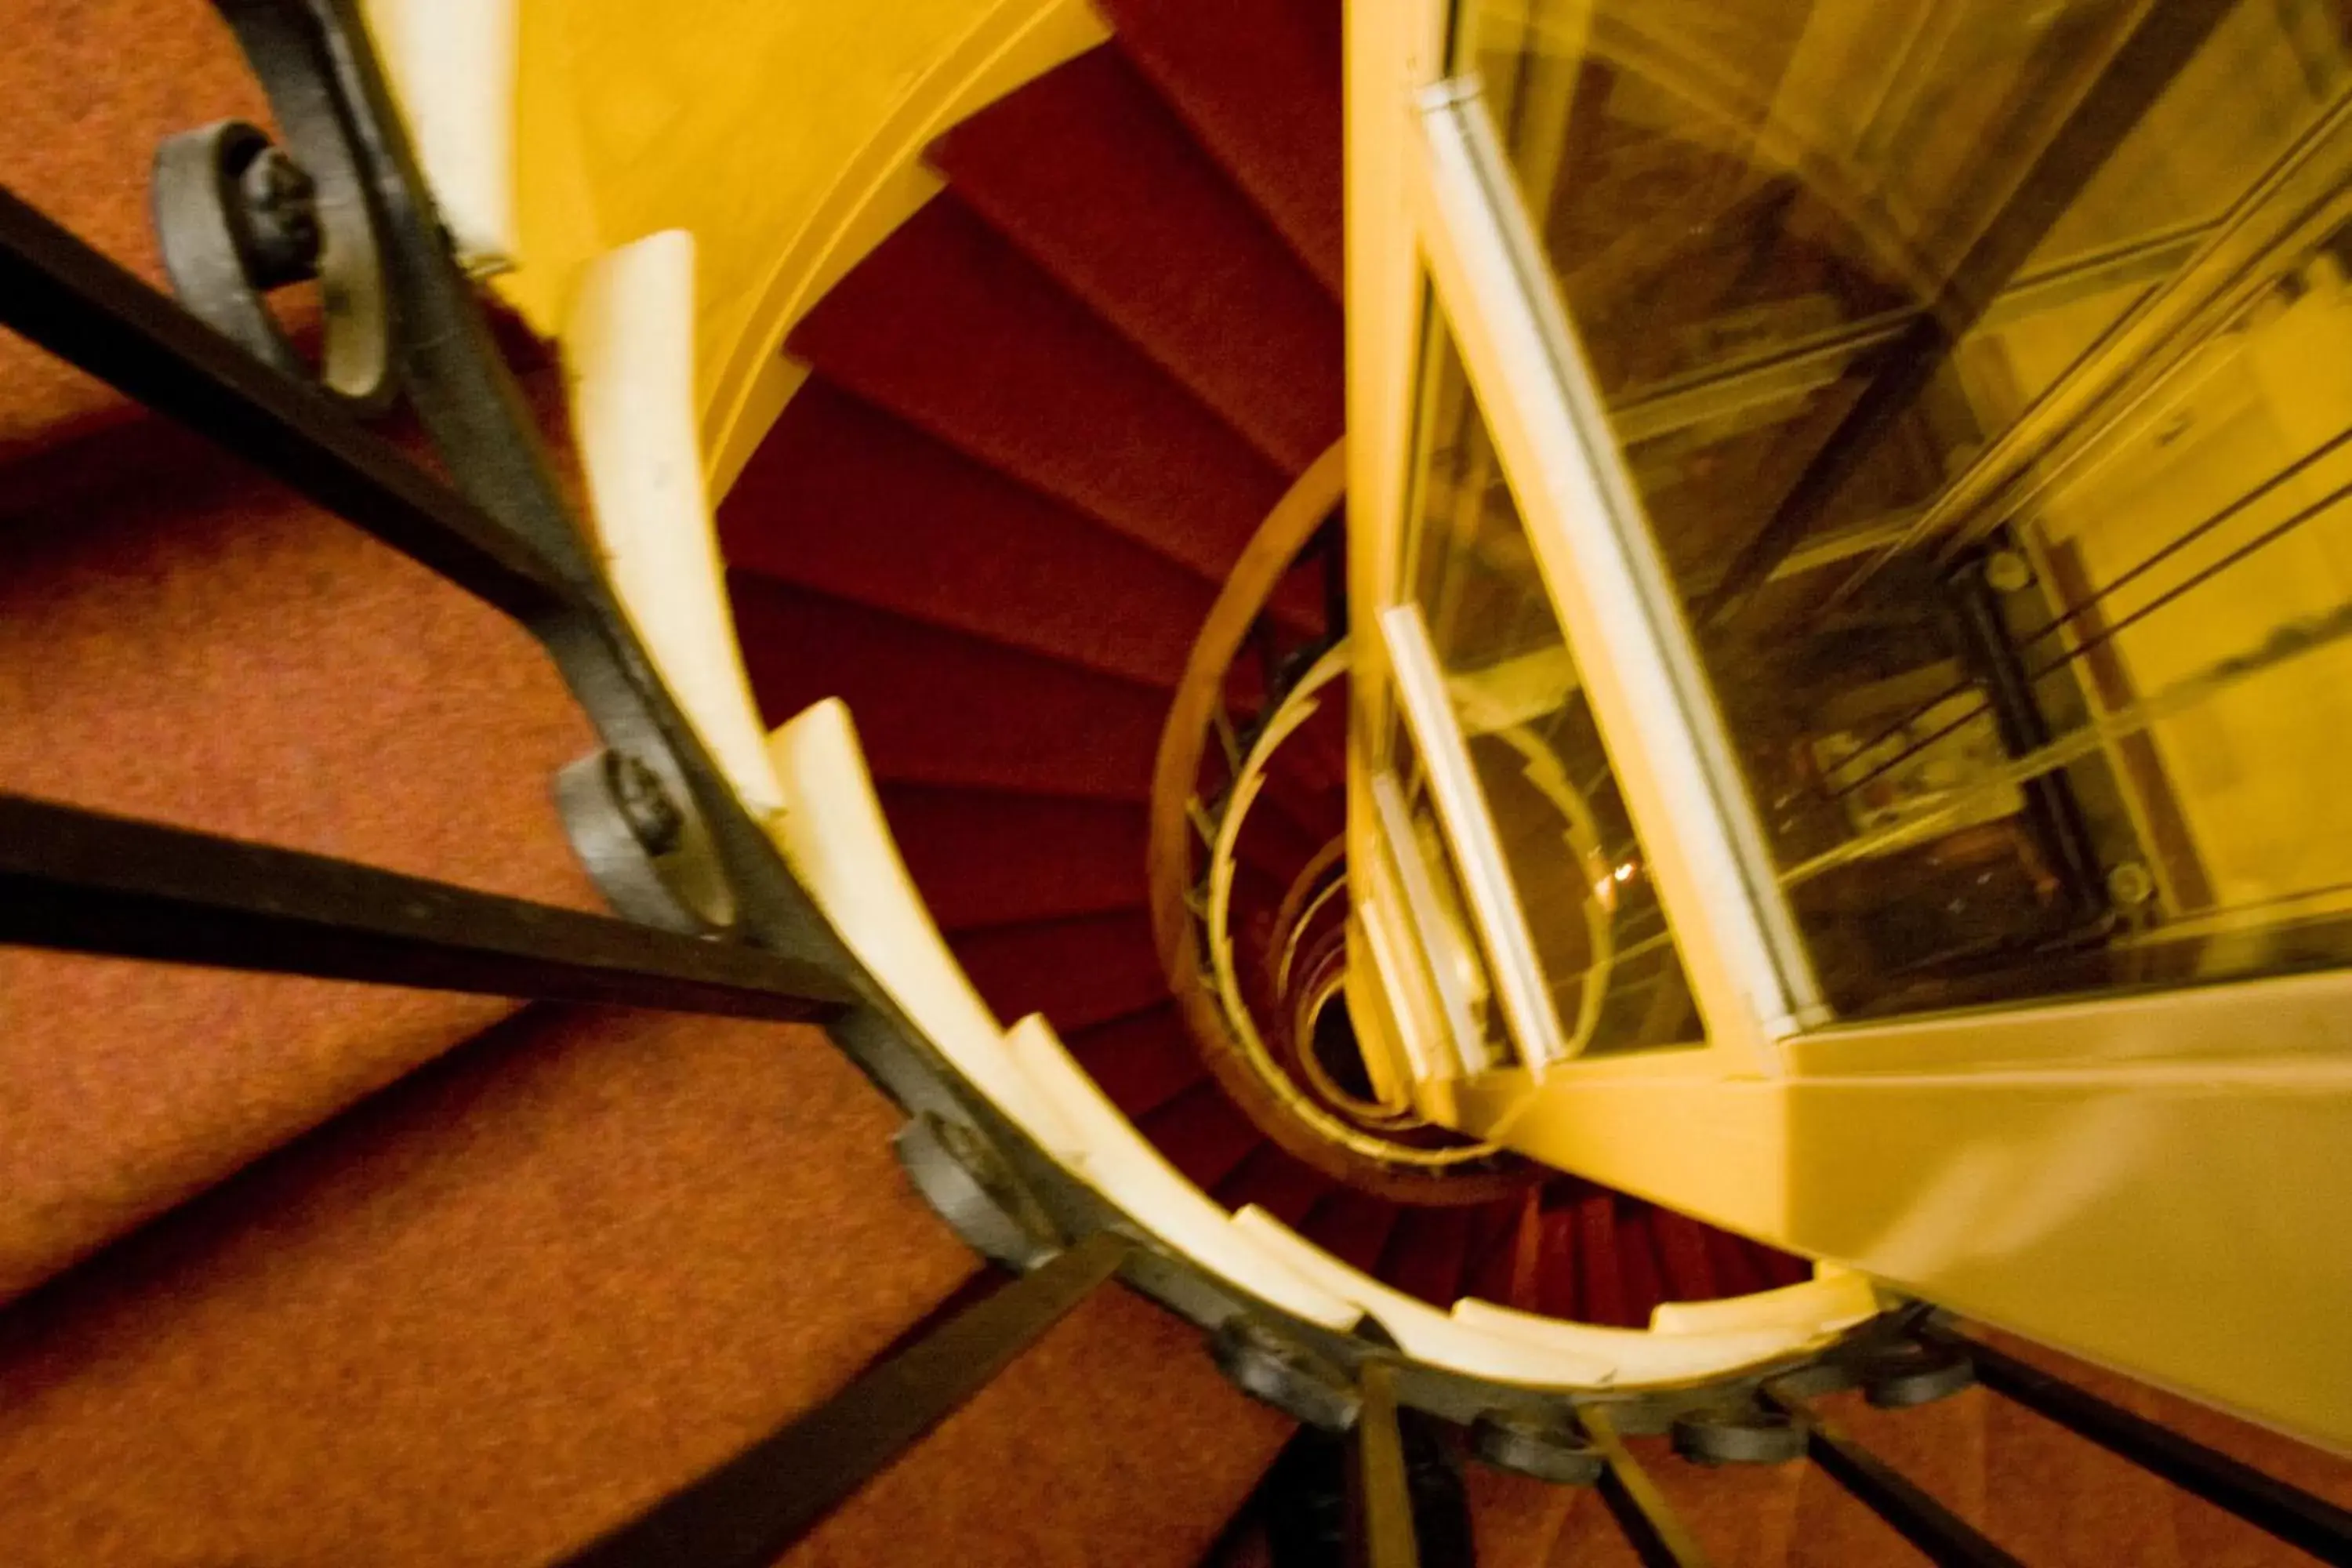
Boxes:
[1139,1081,1264,1192]
[1248,760,1344,856]
[0,0,291,452]
[789,194,1290,582]
[1067,1002,1208,1122]
[1453,1200,1523,1310]
[1299,1188,1401,1277]
[733,573,1166,800]
[1231,785,1327,889]
[1614,1206,1669,1327]
[722,382,1215,688]
[949,909,1167,1036]
[1214,1142,1332,1228]
[1535,1203,1584,1319]
[1574,1194,1634,1327]
[933,45,1344,473]
[1095,0,1344,296]
[1638,1431,1814,1568]
[1963,1330,2352,1566]
[1377,1207,1479,1307]
[1465,1464,1586,1568]
[0,405,598,1307]
[780,1284,1290,1568]
[877,782,1148,933]
[1650,1208,1723,1303]
[0,1006,977,1567]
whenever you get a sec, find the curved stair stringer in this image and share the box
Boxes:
[669,0,1899,1405]
[756,688,1900,1421]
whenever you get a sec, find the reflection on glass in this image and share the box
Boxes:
[1461,0,2352,1014]
[1392,322,1702,1054]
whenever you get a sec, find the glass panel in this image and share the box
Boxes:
[1374,730,1511,1071]
[1390,315,1703,1054]
[1461,0,2352,1015]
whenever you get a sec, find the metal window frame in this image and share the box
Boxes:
[1368,770,1500,1078]
[1345,0,2352,1091]
[1341,0,1450,1091]
[1379,602,1576,1072]
[1406,78,1827,1073]
[1348,879,1441,1102]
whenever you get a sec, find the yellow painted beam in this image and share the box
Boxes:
[1445,1041,2352,1455]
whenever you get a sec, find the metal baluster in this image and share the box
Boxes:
[554,1232,1129,1567]
[1762,1381,2022,1568]
[0,794,851,1018]
[1935,1330,2352,1565]
[1584,1409,1714,1568]
[1350,1361,1422,1568]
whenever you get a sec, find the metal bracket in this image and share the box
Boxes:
[153,2,394,410]
[1471,1409,1605,1486]
[1861,1338,1978,1410]
[153,120,369,395]
[141,0,782,951]
[1210,1316,1365,1431]
[893,1112,1062,1269]
[555,749,738,934]
[1671,1403,1807,1466]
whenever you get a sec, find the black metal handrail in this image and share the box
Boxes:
[1,6,2347,1568]
[1933,1330,2352,1566]
[556,1232,1133,1567]
[0,793,851,1019]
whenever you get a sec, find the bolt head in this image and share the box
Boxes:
[608,753,684,855]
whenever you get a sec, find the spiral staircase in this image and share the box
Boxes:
[2,1,2351,1565]
[715,2,1815,1329]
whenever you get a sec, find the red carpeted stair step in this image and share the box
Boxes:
[1465,1192,1546,1309]
[1215,1142,1336,1229]
[1229,845,1301,921]
[931,44,1344,472]
[780,1285,1292,1568]
[789,194,1290,580]
[1378,1207,1481,1307]
[1615,1207,1671,1325]
[1573,1193,1635,1327]
[953,909,1167,1036]
[1519,1201,1577,1319]
[1704,1223,1772,1298]
[1067,1004,1213,1121]
[0,1007,981,1564]
[0,403,598,1308]
[1650,1207,1724,1304]
[720,382,1216,687]
[879,783,1147,933]
[732,575,1165,800]
[1465,1466,1592,1568]
[1285,695,1350,796]
[1250,762,1345,854]
[0,0,280,451]
[1452,1201,1526,1304]
[1094,0,1344,297]
[1301,1188,1403,1276]
[1140,1082,1266,1192]
[1755,1237,1813,1288]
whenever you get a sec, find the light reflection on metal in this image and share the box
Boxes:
[1383,602,1579,1071]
